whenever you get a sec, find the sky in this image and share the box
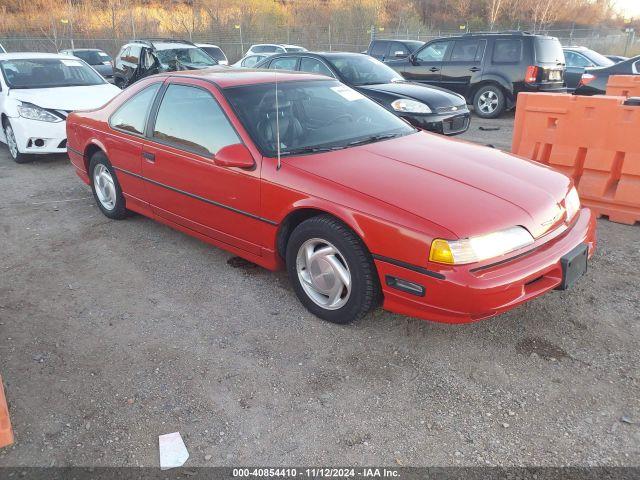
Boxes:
[613,0,640,18]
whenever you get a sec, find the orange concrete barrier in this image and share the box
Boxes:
[0,375,14,448]
[606,75,640,97]
[512,93,640,225]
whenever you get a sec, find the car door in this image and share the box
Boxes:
[403,39,453,85]
[564,51,593,91]
[440,39,486,96]
[140,79,263,254]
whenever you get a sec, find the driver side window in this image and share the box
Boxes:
[417,41,452,62]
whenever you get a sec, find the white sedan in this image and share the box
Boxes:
[0,53,120,163]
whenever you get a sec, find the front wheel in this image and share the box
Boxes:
[286,215,380,324]
[473,85,506,119]
[3,120,31,163]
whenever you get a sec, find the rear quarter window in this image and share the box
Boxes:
[369,41,388,57]
[535,37,564,64]
[492,39,522,63]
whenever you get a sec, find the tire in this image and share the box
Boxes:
[89,151,128,220]
[286,215,380,324]
[473,84,506,119]
[3,119,31,163]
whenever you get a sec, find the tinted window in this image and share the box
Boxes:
[299,57,334,77]
[285,47,306,52]
[270,57,298,70]
[492,39,522,63]
[404,40,425,53]
[329,55,403,85]
[224,80,414,157]
[153,84,239,156]
[201,46,227,62]
[388,42,410,58]
[110,83,161,134]
[73,50,107,65]
[534,38,564,64]
[564,51,592,68]
[450,40,481,61]
[417,41,451,62]
[369,41,388,57]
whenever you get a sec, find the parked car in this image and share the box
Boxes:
[606,55,629,63]
[195,43,228,65]
[366,39,425,62]
[113,39,218,88]
[232,54,271,68]
[245,44,307,56]
[575,55,640,95]
[563,46,615,91]
[255,52,470,135]
[60,48,114,80]
[0,53,120,163]
[386,31,566,118]
[67,70,595,324]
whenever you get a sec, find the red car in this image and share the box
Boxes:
[66,70,596,325]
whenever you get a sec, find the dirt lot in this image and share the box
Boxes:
[0,114,639,468]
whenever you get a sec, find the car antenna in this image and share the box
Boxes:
[275,70,282,171]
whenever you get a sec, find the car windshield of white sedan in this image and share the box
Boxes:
[329,55,404,86]
[224,79,415,157]
[155,47,217,67]
[0,58,105,89]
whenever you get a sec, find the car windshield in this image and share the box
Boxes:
[0,58,105,89]
[328,55,404,85]
[534,38,565,64]
[155,47,216,67]
[582,49,615,67]
[72,50,111,65]
[224,79,415,157]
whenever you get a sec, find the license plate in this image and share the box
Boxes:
[557,244,588,290]
[549,70,561,81]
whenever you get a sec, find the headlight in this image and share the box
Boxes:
[391,99,432,114]
[17,103,62,123]
[564,186,580,221]
[429,226,534,265]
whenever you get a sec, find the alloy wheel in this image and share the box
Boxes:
[295,238,352,310]
[93,163,117,211]
[478,90,499,114]
[4,124,19,159]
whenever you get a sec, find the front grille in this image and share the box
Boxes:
[442,115,470,134]
[436,104,467,114]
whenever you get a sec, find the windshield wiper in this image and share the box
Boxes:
[280,145,344,156]
[346,132,404,147]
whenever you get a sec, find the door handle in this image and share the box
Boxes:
[143,152,155,162]
[469,67,481,72]
[429,67,440,72]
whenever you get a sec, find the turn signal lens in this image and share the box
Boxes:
[579,73,596,86]
[564,186,581,221]
[429,239,455,264]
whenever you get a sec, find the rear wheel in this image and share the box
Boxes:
[89,151,128,219]
[473,85,506,119]
[3,119,31,163]
[286,215,380,324]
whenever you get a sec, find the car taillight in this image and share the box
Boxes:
[525,65,539,83]
[578,73,596,87]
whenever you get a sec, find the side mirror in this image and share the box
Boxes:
[213,143,255,169]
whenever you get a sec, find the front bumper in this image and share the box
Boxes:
[6,116,67,154]
[403,111,471,136]
[375,208,597,324]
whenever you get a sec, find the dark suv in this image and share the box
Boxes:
[113,39,218,88]
[386,31,566,118]
[366,39,425,63]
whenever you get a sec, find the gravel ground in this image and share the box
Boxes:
[0,113,638,468]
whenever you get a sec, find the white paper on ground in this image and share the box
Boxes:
[159,432,189,470]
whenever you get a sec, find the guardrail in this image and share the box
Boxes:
[606,75,640,98]
[512,93,640,225]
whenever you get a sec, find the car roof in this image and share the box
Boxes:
[64,48,105,52]
[166,68,333,88]
[152,42,197,50]
[196,43,221,48]
[0,52,76,60]
[262,51,365,59]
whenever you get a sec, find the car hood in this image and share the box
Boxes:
[284,132,572,239]
[360,82,466,109]
[9,83,121,111]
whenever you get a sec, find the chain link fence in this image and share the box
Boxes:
[0,25,637,62]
